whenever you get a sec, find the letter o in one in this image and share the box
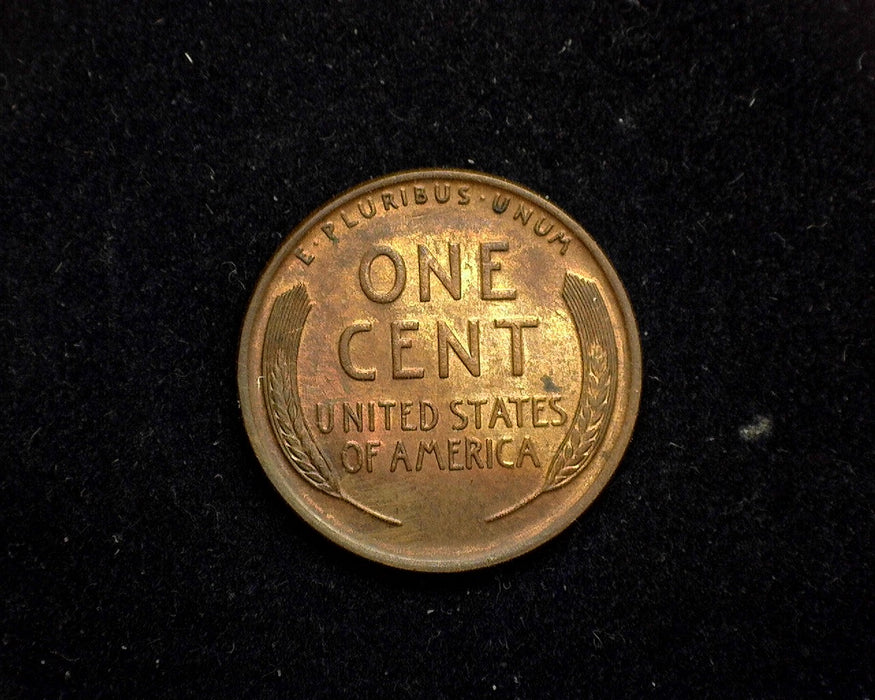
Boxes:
[359,246,406,303]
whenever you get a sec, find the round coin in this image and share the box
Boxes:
[238,169,641,571]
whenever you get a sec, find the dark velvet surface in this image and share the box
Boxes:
[2,1,873,696]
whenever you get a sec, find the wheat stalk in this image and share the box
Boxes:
[544,342,609,491]
[268,348,338,493]
[263,285,400,526]
[485,273,616,522]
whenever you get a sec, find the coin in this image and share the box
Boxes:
[238,169,641,571]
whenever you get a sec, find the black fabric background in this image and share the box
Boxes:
[2,1,873,697]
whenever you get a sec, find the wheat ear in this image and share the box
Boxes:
[263,285,400,525]
[485,273,617,521]
[542,274,617,490]
[263,285,339,495]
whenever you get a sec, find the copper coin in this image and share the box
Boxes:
[238,169,641,571]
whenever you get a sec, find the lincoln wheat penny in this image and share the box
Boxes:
[238,169,641,571]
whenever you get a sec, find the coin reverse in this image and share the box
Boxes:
[238,169,641,571]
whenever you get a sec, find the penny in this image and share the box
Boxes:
[238,170,641,571]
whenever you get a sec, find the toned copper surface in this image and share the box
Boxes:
[238,170,642,571]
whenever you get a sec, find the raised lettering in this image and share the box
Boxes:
[416,440,443,471]
[378,399,396,430]
[507,396,527,427]
[466,398,487,429]
[513,204,533,226]
[400,400,416,430]
[437,320,480,378]
[343,402,363,433]
[448,439,464,470]
[533,217,553,236]
[359,246,406,303]
[338,321,376,381]
[294,247,314,265]
[465,437,483,469]
[418,243,461,301]
[341,441,363,473]
[549,396,567,426]
[321,222,338,242]
[492,193,510,214]
[496,437,514,468]
[391,320,424,379]
[340,211,358,228]
[548,230,572,255]
[488,397,512,429]
[358,198,376,219]
[450,400,468,430]
[381,192,398,210]
[479,242,517,300]
[532,396,549,427]
[390,440,411,472]
[315,402,333,434]
[494,318,539,375]
[365,440,381,472]
[420,400,438,431]
[516,437,541,469]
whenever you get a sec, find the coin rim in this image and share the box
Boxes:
[238,168,642,572]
